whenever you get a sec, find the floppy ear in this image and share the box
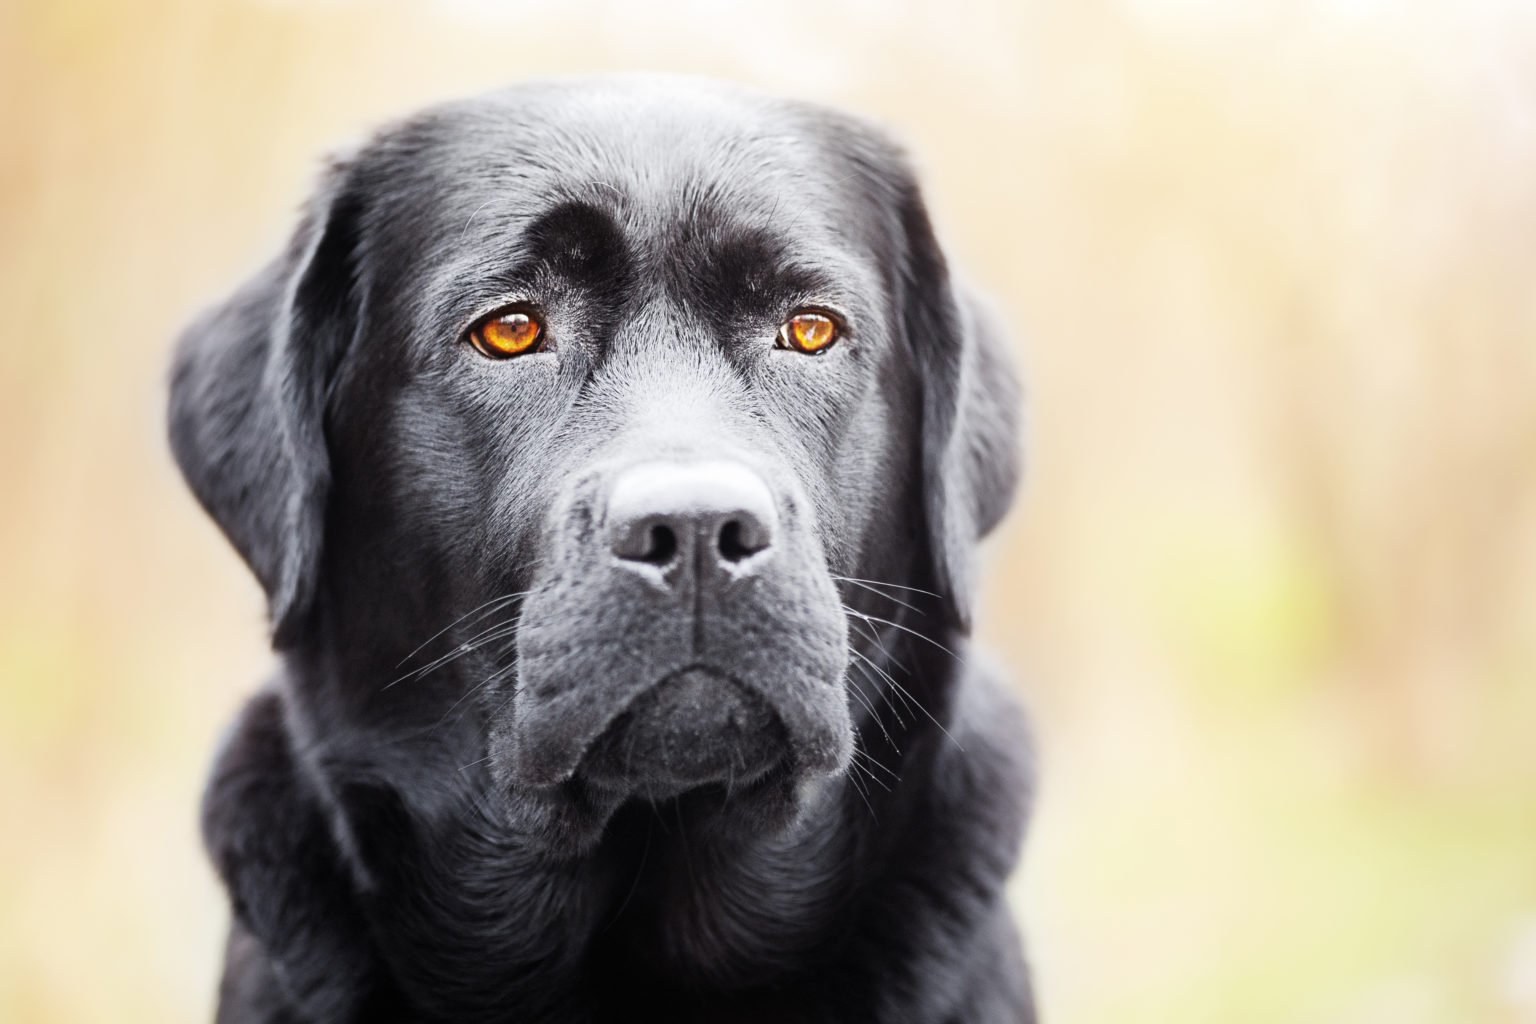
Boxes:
[169,161,363,648]
[899,184,1023,631]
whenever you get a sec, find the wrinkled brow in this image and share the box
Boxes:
[413,199,633,333]
[662,210,861,326]
[521,201,632,293]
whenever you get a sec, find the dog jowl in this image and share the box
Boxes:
[171,76,1035,1023]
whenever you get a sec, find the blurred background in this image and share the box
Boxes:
[3,0,1535,1021]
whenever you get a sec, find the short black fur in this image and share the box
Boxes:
[170,75,1034,1024]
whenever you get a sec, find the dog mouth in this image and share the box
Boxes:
[578,665,789,797]
[501,461,854,815]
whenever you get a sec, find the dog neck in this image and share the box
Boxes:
[209,622,989,1022]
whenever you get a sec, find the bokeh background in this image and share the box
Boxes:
[3,0,1535,1021]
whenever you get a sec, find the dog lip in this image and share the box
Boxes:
[574,664,789,790]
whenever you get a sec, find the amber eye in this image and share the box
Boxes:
[468,309,544,358]
[777,311,839,354]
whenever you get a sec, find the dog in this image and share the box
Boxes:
[169,75,1034,1023]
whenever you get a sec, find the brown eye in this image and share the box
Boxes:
[778,311,839,354]
[469,309,544,358]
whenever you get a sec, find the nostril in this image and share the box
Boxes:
[607,461,779,576]
[633,523,678,565]
[717,518,768,563]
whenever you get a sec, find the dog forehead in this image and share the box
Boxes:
[363,77,876,244]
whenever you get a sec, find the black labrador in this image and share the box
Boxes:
[169,75,1034,1024]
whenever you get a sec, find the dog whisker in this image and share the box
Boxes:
[883,671,964,754]
[846,622,916,714]
[394,590,529,671]
[847,663,903,741]
[842,759,879,821]
[385,621,522,689]
[460,197,502,242]
[845,670,899,742]
[849,749,892,792]
[844,619,963,752]
[846,608,964,665]
[847,648,911,728]
[829,574,944,601]
[835,577,925,617]
[844,612,914,677]
[434,647,521,732]
[850,745,899,784]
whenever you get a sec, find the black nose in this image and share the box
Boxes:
[608,461,777,581]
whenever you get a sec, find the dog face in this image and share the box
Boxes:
[170,77,1020,853]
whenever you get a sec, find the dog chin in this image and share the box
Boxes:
[491,669,854,859]
[498,765,828,859]
[491,651,855,856]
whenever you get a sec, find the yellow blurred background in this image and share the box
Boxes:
[2,0,1534,1021]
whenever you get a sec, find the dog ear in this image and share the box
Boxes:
[169,160,363,648]
[899,184,1023,631]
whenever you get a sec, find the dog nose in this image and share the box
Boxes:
[608,461,777,579]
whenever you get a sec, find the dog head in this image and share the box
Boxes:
[170,76,1019,853]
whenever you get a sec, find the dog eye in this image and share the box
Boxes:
[777,311,839,355]
[468,309,545,358]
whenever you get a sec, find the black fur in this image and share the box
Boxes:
[170,75,1034,1023]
